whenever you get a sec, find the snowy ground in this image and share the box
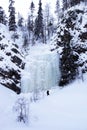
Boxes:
[0,74,87,130]
[0,44,87,130]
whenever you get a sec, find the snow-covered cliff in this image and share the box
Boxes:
[56,4,87,85]
[0,24,25,93]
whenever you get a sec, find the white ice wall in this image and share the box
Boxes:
[21,50,60,93]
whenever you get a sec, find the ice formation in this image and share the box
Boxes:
[21,49,60,93]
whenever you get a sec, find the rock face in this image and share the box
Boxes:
[0,24,25,93]
[56,5,87,86]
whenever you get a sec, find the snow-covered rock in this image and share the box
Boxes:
[0,24,25,93]
[56,4,87,85]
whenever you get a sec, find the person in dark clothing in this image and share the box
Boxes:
[47,90,50,96]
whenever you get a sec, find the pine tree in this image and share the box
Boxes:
[55,0,60,23]
[63,0,68,10]
[34,0,44,42]
[27,15,31,41]
[44,3,50,41]
[9,0,16,31]
[30,1,35,25]
[18,13,24,28]
[27,1,35,45]
[70,0,80,7]
[44,4,55,42]
[0,6,7,25]
[59,30,78,86]
[23,34,29,48]
[27,1,35,32]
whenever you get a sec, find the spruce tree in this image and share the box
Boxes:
[18,13,24,28]
[59,30,78,86]
[55,0,60,22]
[63,0,68,10]
[30,1,35,25]
[0,6,7,25]
[44,4,55,42]
[23,35,29,48]
[27,1,35,44]
[70,0,80,7]
[34,0,44,42]
[27,1,35,32]
[9,0,16,31]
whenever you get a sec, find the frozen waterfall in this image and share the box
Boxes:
[21,46,60,93]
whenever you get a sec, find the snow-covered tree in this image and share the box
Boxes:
[48,16,55,37]
[14,97,29,123]
[34,0,44,42]
[0,6,7,25]
[27,15,31,41]
[44,3,51,40]
[23,34,29,48]
[59,30,78,86]
[63,0,68,10]
[30,1,35,26]
[8,0,16,31]
[43,3,55,43]
[55,0,60,23]
[27,1,35,45]
[18,13,24,28]
[27,1,35,32]
[69,0,80,7]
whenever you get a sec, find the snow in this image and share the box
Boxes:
[0,27,87,130]
[0,75,87,130]
[0,2,87,130]
[0,24,25,89]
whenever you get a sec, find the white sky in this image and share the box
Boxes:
[0,0,57,19]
